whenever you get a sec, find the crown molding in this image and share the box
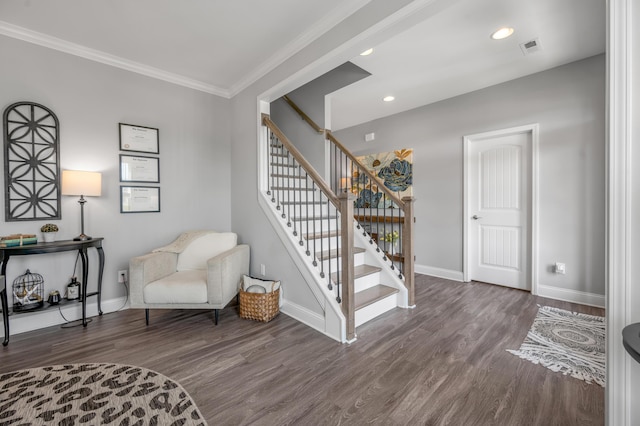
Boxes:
[0,20,230,98]
[0,0,371,99]
[227,0,372,97]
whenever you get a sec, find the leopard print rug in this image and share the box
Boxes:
[0,363,207,425]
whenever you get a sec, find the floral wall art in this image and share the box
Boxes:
[351,148,413,208]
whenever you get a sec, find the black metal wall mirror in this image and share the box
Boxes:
[3,102,61,221]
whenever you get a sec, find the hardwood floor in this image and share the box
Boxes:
[0,275,604,425]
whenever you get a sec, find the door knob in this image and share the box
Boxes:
[472,215,482,220]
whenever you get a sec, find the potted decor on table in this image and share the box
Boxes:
[382,230,399,255]
[41,223,59,243]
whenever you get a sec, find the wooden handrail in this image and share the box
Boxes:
[262,114,339,208]
[354,214,404,224]
[282,95,324,134]
[326,131,406,209]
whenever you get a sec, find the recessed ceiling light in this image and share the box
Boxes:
[383,96,395,102]
[360,48,373,56]
[491,27,515,40]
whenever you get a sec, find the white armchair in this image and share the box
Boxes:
[129,231,250,325]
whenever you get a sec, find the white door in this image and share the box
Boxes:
[466,128,531,290]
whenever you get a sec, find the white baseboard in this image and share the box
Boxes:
[415,264,464,282]
[280,299,348,343]
[280,299,325,331]
[3,297,129,336]
[536,284,605,308]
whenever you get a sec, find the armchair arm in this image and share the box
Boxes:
[129,251,178,306]
[206,244,250,306]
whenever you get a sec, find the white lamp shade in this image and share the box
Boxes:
[61,170,102,196]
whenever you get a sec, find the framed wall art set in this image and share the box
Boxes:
[118,123,160,213]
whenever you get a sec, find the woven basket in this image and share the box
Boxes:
[239,287,280,322]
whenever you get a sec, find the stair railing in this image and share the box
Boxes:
[326,131,415,306]
[262,114,357,339]
[279,95,415,306]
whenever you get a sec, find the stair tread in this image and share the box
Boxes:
[293,215,337,221]
[331,264,382,282]
[306,230,339,240]
[281,201,328,206]
[355,284,398,311]
[271,186,316,191]
[317,246,365,260]
[271,174,306,179]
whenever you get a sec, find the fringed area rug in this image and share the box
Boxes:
[0,363,207,425]
[507,305,605,387]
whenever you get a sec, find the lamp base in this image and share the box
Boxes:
[73,234,93,241]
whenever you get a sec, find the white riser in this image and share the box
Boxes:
[269,190,330,204]
[288,204,334,217]
[302,240,342,259]
[354,272,381,293]
[304,236,345,250]
[295,220,340,235]
[355,293,397,327]
[269,152,290,160]
[270,176,310,188]
[291,210,340,223]
[320,251,365,273]
[269,165,298,175]
[269,160,297,170]
[280,208,332,223]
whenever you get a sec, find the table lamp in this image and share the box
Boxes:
[61,170,102,241]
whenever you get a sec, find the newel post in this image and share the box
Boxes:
[339,191,356,341]
[402,196,415,306]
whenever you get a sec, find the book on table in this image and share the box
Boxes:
[0,234,38,247]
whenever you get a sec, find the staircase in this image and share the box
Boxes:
[258,114,414,343]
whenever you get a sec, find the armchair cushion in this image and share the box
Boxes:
[143,270,208,304]
[176,232,237,271]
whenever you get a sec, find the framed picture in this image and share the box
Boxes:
[119,123,159,154]
[120,186,160,213]
[120,154,159,183]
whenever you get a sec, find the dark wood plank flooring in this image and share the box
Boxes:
[0,275,604,425]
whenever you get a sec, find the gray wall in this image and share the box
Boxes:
[334,54,606,297]
[0,35,231,306]
[270,62,370,175]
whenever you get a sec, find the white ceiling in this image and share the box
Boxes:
[0,0,605,130]
[331,0,606,130]
[0,0,369,96]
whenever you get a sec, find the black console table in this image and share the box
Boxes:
[0,238,105,346]
[623,322,640,365]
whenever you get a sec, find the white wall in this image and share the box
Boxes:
[0,35,231,328]
[333,55,606,301]
[628,0,640,419]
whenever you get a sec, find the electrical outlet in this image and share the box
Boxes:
[118,270,128,283]
[555,262,566,275]
[260,264,266,276]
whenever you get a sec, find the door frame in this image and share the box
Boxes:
[462,123,540,295]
